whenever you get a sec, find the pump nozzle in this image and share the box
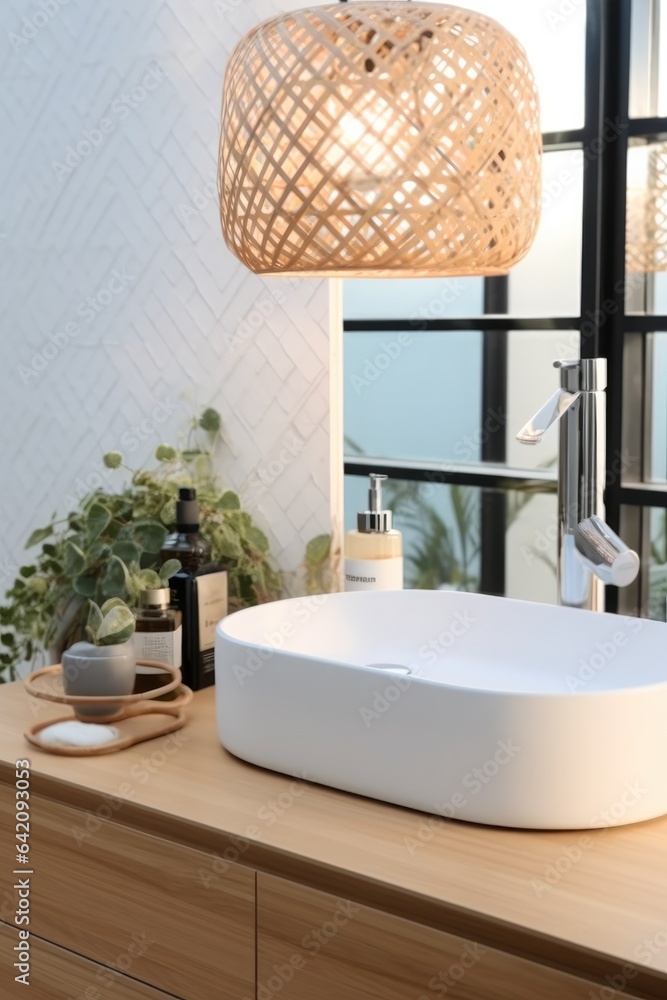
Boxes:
[358,474,393,533]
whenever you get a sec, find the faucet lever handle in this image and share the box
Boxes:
[516,388,581,445]
[574,515,640,588]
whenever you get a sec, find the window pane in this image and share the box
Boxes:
[343,277,483,320]
[458,0,585,132]
[344,477,481,591]
[508,150,583,317]
[344,330,482,463]
[506,328,579,470]
[647,332,667,483]
[505,490,558,605]
[344,476,557,601]
[626,140,667,312]
[344,327,576,468]
[648,507,667,621]
[630,0,667,118]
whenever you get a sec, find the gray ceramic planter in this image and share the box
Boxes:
[61,640,136,719]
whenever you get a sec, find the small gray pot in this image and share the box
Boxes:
[61,640,136,719]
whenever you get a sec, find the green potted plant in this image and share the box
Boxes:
[62,598,137,719]
[0,407,282,683]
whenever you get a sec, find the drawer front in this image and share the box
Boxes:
[0,792,254,1000]
[257,874,644,1000]
[0,922,173,1000]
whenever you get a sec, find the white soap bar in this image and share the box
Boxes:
[39,721,119,748]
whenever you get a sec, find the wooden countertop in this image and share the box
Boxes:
[1,681,666,995]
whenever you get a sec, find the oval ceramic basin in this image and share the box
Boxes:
[215,590,667,830]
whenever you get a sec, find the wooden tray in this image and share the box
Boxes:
[23,661,192,756]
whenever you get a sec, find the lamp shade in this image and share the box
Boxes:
[626,141,667,273]
[219,2,541,277]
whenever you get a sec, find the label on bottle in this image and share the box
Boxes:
[344,557,403,592]
[134,626,183,669]
[197,571,228,653]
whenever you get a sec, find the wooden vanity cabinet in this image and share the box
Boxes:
[256,874,644,1000]
[0,923,176,1000]
[0,792,255,1000]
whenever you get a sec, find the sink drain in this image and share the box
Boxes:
[366,663,412,675]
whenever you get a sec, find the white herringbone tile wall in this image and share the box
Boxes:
[0,0,340,594]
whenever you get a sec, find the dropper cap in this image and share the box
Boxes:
[176,487,200,530]
[357,474,393,533]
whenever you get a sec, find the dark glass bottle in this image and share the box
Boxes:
[160,488,228,690]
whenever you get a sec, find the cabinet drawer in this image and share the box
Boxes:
[0,792,254,1000]
[0,922,173,1000]
[257,874,643,1000]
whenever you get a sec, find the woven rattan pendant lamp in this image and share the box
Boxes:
[218,1,542,277]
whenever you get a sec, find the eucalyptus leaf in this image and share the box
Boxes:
[25,526,53,548]
[101,597,128,615]
[132,519,167,554]
[199,407,221,433]
[96,606,136,646]
[159,559,181,581]
[246,525,269,553]
[63,541,86,577]
[86,601,103,642]
[139,550,159,570]
[112,540,142,564]
[88,541,110,562]
[305,534,331,565]
[138,569,162,589]
[73,573,98,597]
[86,502,111,541]
[214,529,243,560]
[155,444,176,462]
[219,490,241,511]
[101,556,129,599]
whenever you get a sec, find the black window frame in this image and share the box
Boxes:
[343,0,667,613]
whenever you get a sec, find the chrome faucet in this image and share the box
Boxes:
[516,358,639,611]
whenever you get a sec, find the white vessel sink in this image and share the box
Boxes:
[215,590,667,830]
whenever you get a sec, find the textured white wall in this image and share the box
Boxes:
[0,0,341,595]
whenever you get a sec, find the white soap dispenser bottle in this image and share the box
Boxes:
[344,474,403,592]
